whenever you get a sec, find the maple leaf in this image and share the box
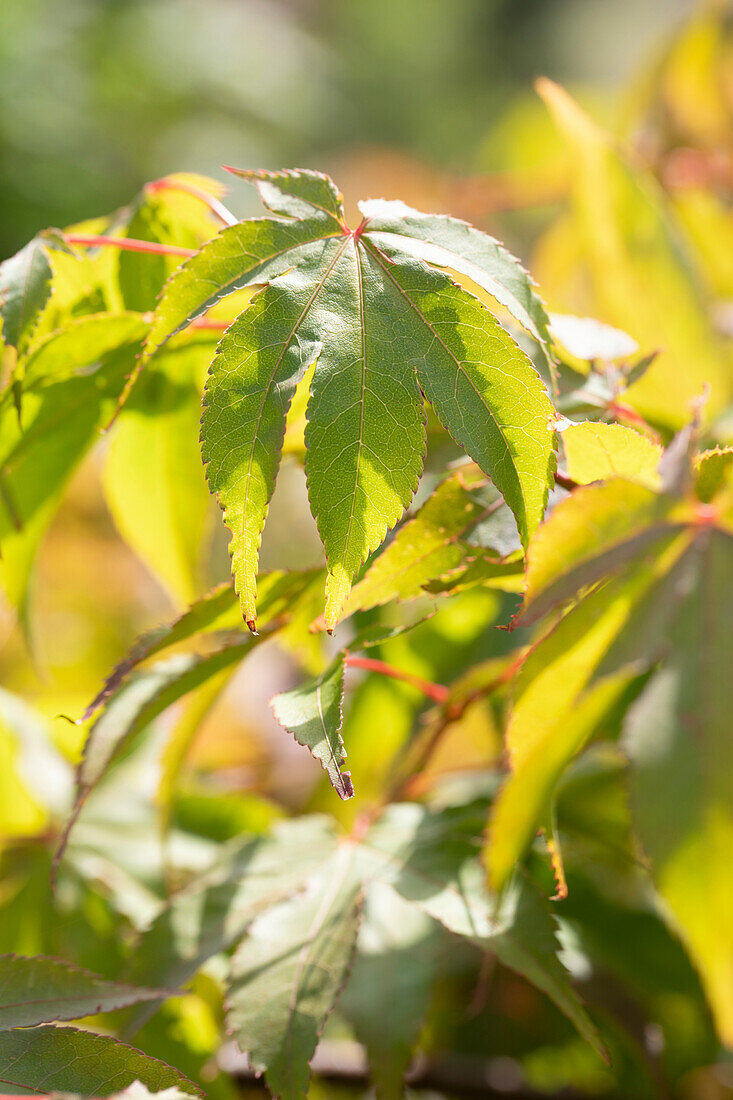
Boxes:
[147,169,556,629]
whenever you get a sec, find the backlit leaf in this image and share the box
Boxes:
[333,473,484,620]
[0,340,140,622]
[488,532,691,893]
[362,803,604,1057]
[562,422,662,489]
[104,339,213,605]
[124,816,339,1035]
[22,312,148,386]
[537,79,732,427]
[516,479,678,628]
[270,654,352,800]
[340,882,441,1100]
[156,170,556,628]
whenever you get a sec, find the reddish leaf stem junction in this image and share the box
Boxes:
[344,654,449,704]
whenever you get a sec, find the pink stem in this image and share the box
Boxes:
[344,654,450,704]
[190,318,230,331]
[65,234,196,258]
[146,177,239,226]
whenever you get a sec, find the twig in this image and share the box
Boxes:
[344,654,449,704]
[64,234,195,258]
[145,176,238,226]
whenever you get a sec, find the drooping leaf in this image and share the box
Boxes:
[154,169,556,628]
[270,654,352,800]
[422,548,525,597]
[81,570,317,723]
[57,581,311,863]
[561,422,662,489]
[225,846,362,1100]
[61,639,259,859]
[328,471,484,621]
[0,236,54,350]
[0,954,167,1029]
[616,527,733,1043]
[487,671,638,904]
[125,799,602,1069]
[103,340,213,605]
[487,432,733,1042]
[0,1025,201,1096]
[156,666,238,837]
[348,471,486,608]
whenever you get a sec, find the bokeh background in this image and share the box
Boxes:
[0,0,698,257]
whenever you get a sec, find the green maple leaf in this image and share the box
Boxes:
[147,168,556,629]
[122,800,601,1098]
[0,1026,201,1096]
[226,847,362,1100]
[0,954,166,1030]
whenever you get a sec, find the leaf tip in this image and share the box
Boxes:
[337,771,355,800]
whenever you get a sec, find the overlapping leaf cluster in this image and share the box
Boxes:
[144,167,556,629]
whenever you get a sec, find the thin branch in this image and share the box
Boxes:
[344,654,449,704]
[384,651,526,803]
[146,176,239,227]
[64,234,196,258]
[189,318,230,331]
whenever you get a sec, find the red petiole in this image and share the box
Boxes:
[344,654,450,704]
[65,234,196,258]
[145,176,239,226]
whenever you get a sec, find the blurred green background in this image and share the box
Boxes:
[0,0,696,256]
